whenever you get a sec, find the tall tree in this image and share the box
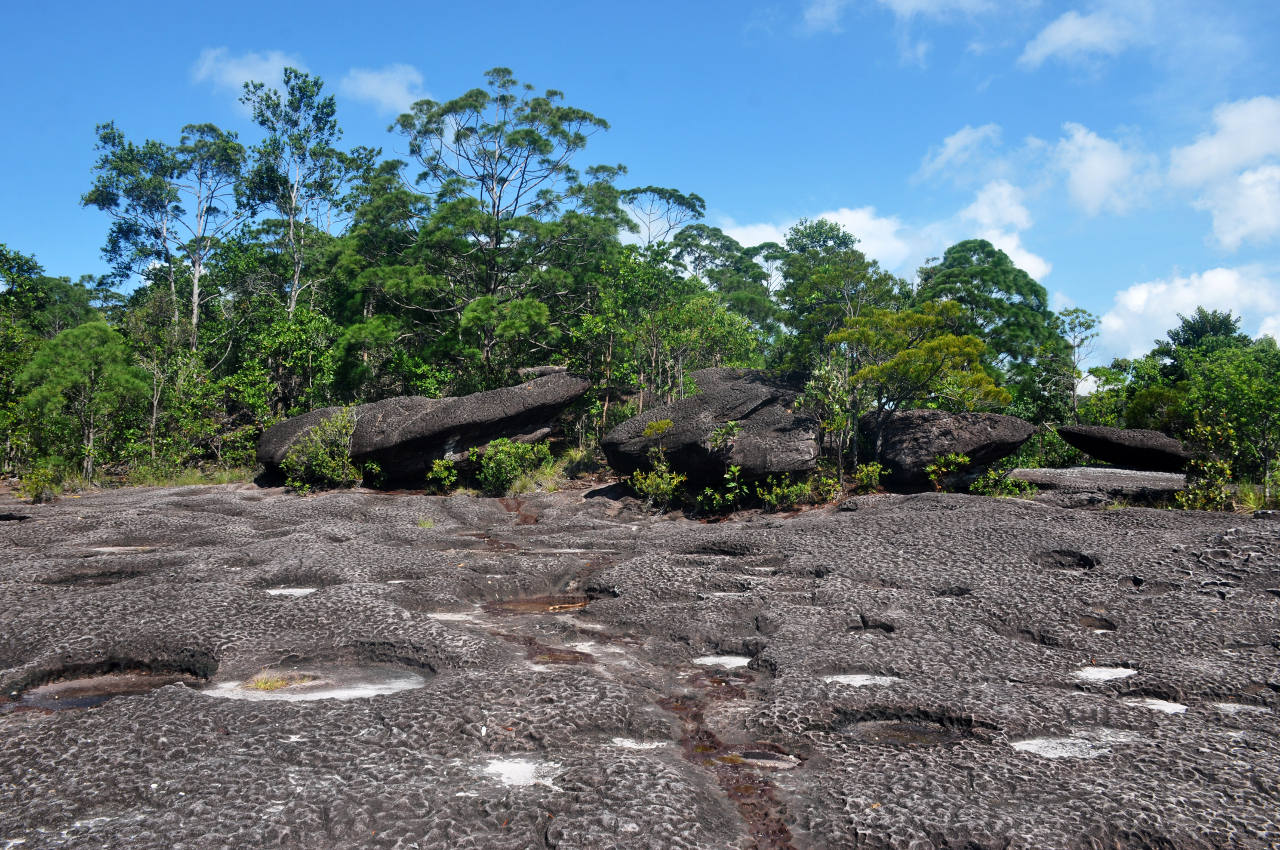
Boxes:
[84,122,252,348]
[241,67,373,316]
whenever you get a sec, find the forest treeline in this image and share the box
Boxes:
[1,67,1277,505]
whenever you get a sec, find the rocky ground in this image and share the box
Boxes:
[0,482,1277,849]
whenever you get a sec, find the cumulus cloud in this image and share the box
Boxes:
[1169,96,1280,187]
[1053,123,1155,215]
[974,229,1052,281]
[1097,266,1280,359]
[721,206,914,270]
[1018,6,1144,69]
[1195,165,1280,251]
[192,47,304,94]
[916,123,1002,181]
[960,180,1032,231]
[339,64,428,115]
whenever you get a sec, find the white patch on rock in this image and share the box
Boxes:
[1213,702,1272,715]
[202,670,425,702]
[692,655,752,668]
[1125,697,1187,714]
[611,737,668,749]
[482,758,562,789]
[427,612,476,622]
[1073,665,1136,681]
[265,587,316,597]
[1012,728,1140,759]
[822,674,902,687]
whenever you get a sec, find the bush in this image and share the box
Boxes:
[280,408,361,494]
[697,465,748,514]
[849,462,884,494]
[424,458,458,493]
[709,421,742,451]
[1176,422,1236,512]
[754,474,812,512]
[968,465,1037,498]
[629,447,685,508]
[925,452,970,491]
[476,438,553,496]
[18,458,63,503]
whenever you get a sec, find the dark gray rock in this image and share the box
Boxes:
[1011,466,1186,508]
[1057,424,1190,472]
[601,368,819,485]
[866,409,1036,490]
[257,373,590,484]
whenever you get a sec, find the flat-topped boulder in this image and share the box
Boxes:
[1057,424,1190,472]
[257,372,590,484]
[865,409,1036,490]
[1011,466,1186,507]
[602,368,820,485]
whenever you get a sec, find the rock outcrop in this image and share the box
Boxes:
[602,368,820,485]
[257,372,590,484]
[1010,466,1186,508]
[865,409,1036,490]
[1056,424,1190,472]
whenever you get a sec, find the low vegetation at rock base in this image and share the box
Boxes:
[279,408,360,494]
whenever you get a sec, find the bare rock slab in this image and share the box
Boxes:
[1057,424,1190,472]
[866,409,1036,490]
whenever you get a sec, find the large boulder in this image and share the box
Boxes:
[602,369,820,486]
[1056,424,1190,472]
[1009,466,1185,508]
[257,372,590,484]
[865,409,1036,490]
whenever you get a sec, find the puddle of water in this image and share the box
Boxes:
[1,673,202,713]
[1012,728,1140,759]
[482,758,561,789]
[823,674,902,687]
[611,737,668,749]
[1213,702,1272,715]
[265,587,317,597]
[733,751,801,770]
[201,665,426,702]
[1074,666,1136,682]
[1125,697,1187,714]
[692,655,753,669]
[485,596,590,615]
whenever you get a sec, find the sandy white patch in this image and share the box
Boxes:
[1213,702,1272,715]
[1074,665,1136,681]
[611,737,668,749]
[1125,697,1187,714]
[202,670,425,702]
[822,674,902,687]
[482,758,562,789]
[692,655,752,668]
[88,546,156,555]
[427,612,477,622]
[1012,728,1140,759]
[265,587,316,597]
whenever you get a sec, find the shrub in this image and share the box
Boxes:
[925,452,970,491]
[643,419,674,441]
[849,462,885,494]
[18,458,62,504]
[477,438,553,496]
[968,465,1037,498]
[709,420,742,451]
[280,408,361,494]
[630,447,685,508]
[697,465,748,514]
[1176,422,1236,512]
[424,458,458,493]
[755,474,812,512]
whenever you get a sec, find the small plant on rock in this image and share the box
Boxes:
[630,449,686,509]
[709,420,742,451]
[424,458,458,493]
[925,452,970,492]
[755,474,812,512]
[477,438,553,496]
[968,465,1037,498]
[1176,422,1236,512]
[281,409,361,494]
[849,462,885,494]
[698,464,748,514]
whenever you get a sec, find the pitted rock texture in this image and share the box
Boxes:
[602,368,820,486]
[257,372,590,483]
[2,483,1278,849]
[1011,466,1187,507]
[1057,424,1191,472]
[865,409,1036,490]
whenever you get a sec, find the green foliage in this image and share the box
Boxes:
[280,408,360,494]
[697,465,748,514]
[18,458,63,503]
[1176,423,1237,512]
[476,438,553,496]
[709,420,742,450]
[425,458,458,493]
[968,465,1037,498]
[1009,427,1086,469]
[754,474,813,512]
[643,419,674,440]
[629,447,685,509]
[925,453,971,491]
[849,462,885,493]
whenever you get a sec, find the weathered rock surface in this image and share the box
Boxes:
[866,409,1036,490]
[257,372,590,483]
[1057,424,1190,472]
[1011,466,1187,508]
[602,368,820,485]
[2,484,1277,849]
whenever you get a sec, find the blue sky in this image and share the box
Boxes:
[3,0,1279,365]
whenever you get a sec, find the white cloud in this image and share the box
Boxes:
[1053,123,1154,215]
[1260,315,1280,341]
[975,229,1052,281]
[1019,7,1144,69]
[916,123,1002,181]
[1169,96,1280,187]
[1195,165,1280,251]
[339,64,428,115]
[1097,266,1280,359]
[961,180,1032,231]
[192,47,304,94]
[1050,290,1075,312]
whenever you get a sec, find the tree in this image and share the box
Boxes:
[84,122,253,348]
[19,322,146,480]
[915,239,1062,383]
[671,224,781,339]
[241,67,374,316]
[1152,307,1252,383]
[1058,307,1098,422]
[0,245,45,472]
